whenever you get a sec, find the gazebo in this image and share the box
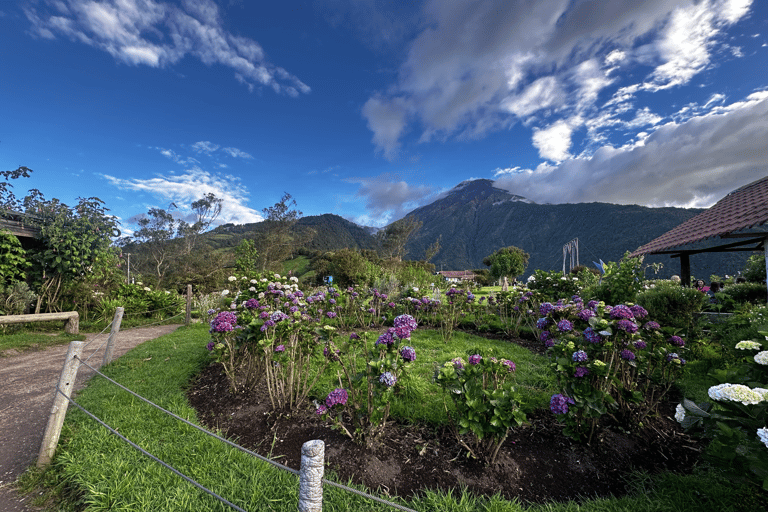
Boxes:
[630,175,768,296]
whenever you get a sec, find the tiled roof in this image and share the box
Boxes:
[631,175,768,256]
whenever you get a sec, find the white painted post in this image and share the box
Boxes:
[103,307,124,366]
[298,440,325,512]
[38,341,85,467]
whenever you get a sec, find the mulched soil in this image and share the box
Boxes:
[187,332,704,505]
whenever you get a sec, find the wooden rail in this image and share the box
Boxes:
[0,311,79,334]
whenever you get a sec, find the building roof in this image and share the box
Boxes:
[631,175,768,256]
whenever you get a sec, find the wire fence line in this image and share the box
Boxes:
[69,357,420,512]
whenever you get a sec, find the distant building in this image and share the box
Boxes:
[437,270,477,283]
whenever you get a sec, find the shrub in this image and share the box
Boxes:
[526,269,581,302]
[583,253,645,305]
[317,315,418,448]
[721,282,767,305]
[540,297,687,443]
[436,352,525,464]
[636,280,708,337]
[742,254,766,284]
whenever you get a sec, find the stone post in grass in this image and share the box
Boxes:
[298,440,324,511]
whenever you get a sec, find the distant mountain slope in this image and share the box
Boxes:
[404,179,749,279]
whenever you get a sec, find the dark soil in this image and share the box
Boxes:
[187,333,704,505]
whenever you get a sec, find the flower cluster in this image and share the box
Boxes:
[325,388,348,408]
[755,351,768,365]
[210,311,237,333]
[708,383,766,406]
[550,393,575,415]
[735,340,762,350]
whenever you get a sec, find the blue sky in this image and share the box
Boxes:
[1,0,767,234]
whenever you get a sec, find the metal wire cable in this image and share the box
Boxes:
[58,390,249,512]
[73,358,420,512]
[79,321,113,353]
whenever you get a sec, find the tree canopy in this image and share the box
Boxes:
[483,246,530,283]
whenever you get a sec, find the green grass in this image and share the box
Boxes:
[20,323,763,512]
[0,330,86,354]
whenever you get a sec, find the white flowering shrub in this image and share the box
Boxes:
[677,332,768,489]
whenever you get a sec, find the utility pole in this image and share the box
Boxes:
[126,253,131,284]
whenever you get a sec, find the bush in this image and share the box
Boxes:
[742,254,766,284]
[526,269,581,302]
[721,282,767,305]
[636,280,708,336]
[583,253,645,305]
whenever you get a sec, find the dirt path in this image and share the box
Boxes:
[0,324,182,512]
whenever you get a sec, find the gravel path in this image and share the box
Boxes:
[0,324,182,512]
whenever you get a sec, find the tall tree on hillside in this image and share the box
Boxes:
[254,193,302,272]
[178,193,223,254]
[377,216,422,261]
[131,207,178,287]
[483,246,530,284]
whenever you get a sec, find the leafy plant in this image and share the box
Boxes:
[317,315,418,448]
[0,230,28,285]
[435,352,525,464]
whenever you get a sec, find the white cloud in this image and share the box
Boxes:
[24,0,310,95]
[494,95,768,207]
[191,141,220,155]
[101,167,263,225]
[362,0,754,161]
[532,120,574,162]
[222,147,253,159]
[345,173,436,225]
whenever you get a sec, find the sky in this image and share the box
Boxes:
[1,0,767,235]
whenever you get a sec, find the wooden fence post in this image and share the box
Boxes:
[298,440,324,512]
[38,341,84,467]
[103,307,124,366]
[186,284,192,326]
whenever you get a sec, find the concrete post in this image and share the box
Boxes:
[298,440,324,512]
[103,307,124,366]
[38,341,84,466]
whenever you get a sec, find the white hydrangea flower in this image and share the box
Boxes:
[290,276,299,283]
[675,403,686,424]
[260,278,268,283]
[274,273,281,279]
[249,287,256,292]
[143,287,151,291]
[250,279,258,284]
[241,276,247,280]
[221,289,230,297]
[228,276,237,282]
[753,388,768,401]
[735,340,762,350]
[758,428,768,449]
[754,351,768,365]
[258,292,265,299]
[708,383,764,405]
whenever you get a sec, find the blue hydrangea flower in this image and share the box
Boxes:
[572,350,588,362]
[379,372,397,387]
[550,393,575,415]
[557,319,574,332]
[400,346,416,362]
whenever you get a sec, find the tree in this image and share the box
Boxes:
[377,216,422,261]
[0,166,32,211]
[254,193,302,271]
[483,246,530,283]
[131,206,178,287]
[178,193,223,254]
[234,239,259,273]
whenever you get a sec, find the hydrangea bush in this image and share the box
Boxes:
[492,286,541,337]
[317,314,419,448]
[435,352,525,464]
[539,297,687,443]
[439,287,475,341]
[676,332,768,489]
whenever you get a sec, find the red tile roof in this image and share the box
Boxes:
[631,175,768,256]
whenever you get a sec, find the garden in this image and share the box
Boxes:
[12,252,767,512]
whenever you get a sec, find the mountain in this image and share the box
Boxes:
[402,179,749,279]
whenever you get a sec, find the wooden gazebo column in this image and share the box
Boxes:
[679,253,691,287]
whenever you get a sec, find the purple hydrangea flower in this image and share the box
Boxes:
[669,336,685,347]
[393,314,418,332]
[540,330,552,343]
[536,317,549,329]
[557,319,574,332]
[634,340,647,350]
[610,304,634,319]
[583,327,602,344]
[325,388,348,408]
[326,311,337,319]
[275,344,285,353]
[469,354,482,365]
[349,332,360,340]
[210,311,238,333]
[667,352,680,362]
[539,302,554,316]
[452,357,465,370]
[630,305,648,319]
[572,350,588,362]
[206,341,215,351]
[616,319,639,333]
[244,298,259,309]
[574,367,590,378]
[620,349,636,361]
[394,325,412,340]
[502,359,516,372]
[316,404,328,415]
[550,393,575,415]
[644,321,661,330]
[379,372,397,387]
[376,329,395,346]
[544,339,555,348]
[577,309,596,321]
[587,300,600,309]
[270,311,289,322]
[400,346,416,362]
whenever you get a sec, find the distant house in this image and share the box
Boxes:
[437,270,477,283]
[0,210,41,250]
